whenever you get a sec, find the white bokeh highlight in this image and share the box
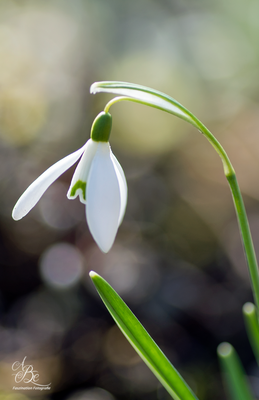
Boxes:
[39,243,84,289]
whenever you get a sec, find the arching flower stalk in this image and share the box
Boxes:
[90,81,259,315]
[89,81,259,400]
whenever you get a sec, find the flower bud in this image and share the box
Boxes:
[91,111,112,142]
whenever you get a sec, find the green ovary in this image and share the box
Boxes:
[70,180,86,201]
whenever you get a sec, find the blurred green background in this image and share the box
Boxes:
[1,0,259,399]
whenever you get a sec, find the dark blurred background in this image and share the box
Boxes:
[1,0,259,399]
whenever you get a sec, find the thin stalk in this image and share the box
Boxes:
[104,96,134,112]
[194,121,259,315]
[103,93,259,314]
[226,176,259,312]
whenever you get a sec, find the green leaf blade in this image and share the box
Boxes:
[243,302,259,365]
[217,342,255,400]
[90,271,199,400]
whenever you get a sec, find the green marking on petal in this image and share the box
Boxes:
[70,180,86,200]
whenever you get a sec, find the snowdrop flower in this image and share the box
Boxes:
[12,111,127,253]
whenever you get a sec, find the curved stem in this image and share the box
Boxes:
[105,96,233,176]
[192,119,259,313]
[104,96,133,113]
[104,94,259,314]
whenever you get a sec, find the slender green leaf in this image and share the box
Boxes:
[217,342,255,400]
[243,302,259,365]
[90,271,199,400]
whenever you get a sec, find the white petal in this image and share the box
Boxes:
[90,82,187,119]
[86,143,121,253]
[12,143,87,221]
[67,139,98,204]
[111,153,127,226]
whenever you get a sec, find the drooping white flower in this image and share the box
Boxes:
[12,112,127,253]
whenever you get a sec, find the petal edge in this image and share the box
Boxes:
[12,143,87,220]
[111,153,127,226]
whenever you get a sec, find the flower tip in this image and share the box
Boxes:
[90,82,99,94]
[89,270,97,278]
[90,81,110,94]
[12,206,23,221]
[97,239,114,254]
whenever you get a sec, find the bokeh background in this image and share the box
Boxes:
[0,0,259,399]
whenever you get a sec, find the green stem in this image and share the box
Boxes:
[104,95,259,314]
[189,126,259,314]
[104,96,133,112]
[226,176,259,313]
[196,121,259,315]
